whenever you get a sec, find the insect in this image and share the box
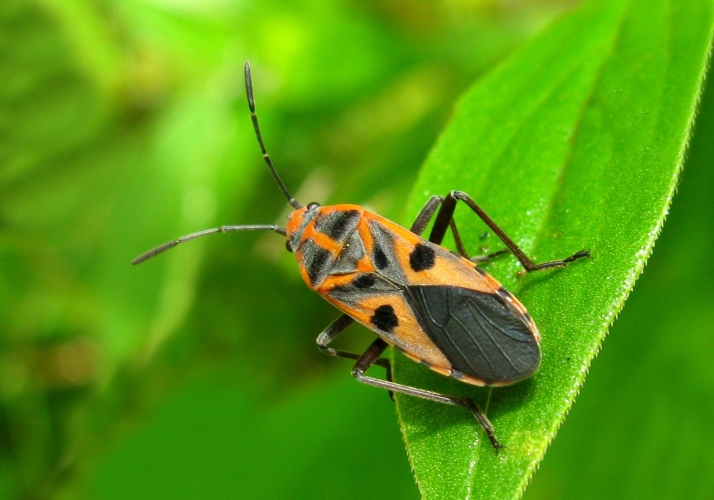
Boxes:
[133,62,591,449]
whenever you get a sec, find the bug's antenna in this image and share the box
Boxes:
[131,225,287,265]
[244,62,302,210]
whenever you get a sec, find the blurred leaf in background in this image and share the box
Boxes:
[1,0,713,499]
[0,0,578,498]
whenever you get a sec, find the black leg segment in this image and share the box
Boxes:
[410,195,472,258]
[409,195,443,236]
[470,248,510,264]
[316,314,391,374]
[352,338,502,449]
[429,190,590,272]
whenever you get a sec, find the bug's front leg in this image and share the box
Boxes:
[352,338,502,449]
[411,194,492,260]
[430,190,591,272]
[409,195,443,236]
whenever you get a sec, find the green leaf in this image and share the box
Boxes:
[394,0,714,498]
[527,63,714,498]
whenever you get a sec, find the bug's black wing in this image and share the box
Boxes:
[407,286,540,385]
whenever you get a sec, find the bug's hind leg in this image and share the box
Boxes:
[352,338,502,449]
[430,190,591,272]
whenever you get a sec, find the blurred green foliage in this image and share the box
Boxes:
[1,0,712,499]
[0,0,576,498]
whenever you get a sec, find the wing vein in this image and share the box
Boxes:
[463,295,520,372]
[450,311,497,373]
[416,287,480,373]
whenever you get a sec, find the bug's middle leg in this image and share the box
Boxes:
[470,249,510,264]
[316,314,391,375]
[429,190,590,272]
[352,338,502,449]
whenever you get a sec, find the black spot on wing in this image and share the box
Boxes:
[368,220,405,284]
[353,274,376,288]
[314,210,360,242]
[373,246,388,270]
[371,305,398,333]
[409,243,436,271]
[407,285,540,384]
[301,239,332,287]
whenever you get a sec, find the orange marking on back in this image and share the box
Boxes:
[319,279,453,370]
[456,373,490,387]
[365,212,500,294]
[320,273,355,288]
[303,230,342,254]
[356,217,375,254]
[429,364,452,378]
[478,269,503,290]
[321,204,364,214]
[285,207,307,238]
[355,257,375,273]
[295,258,313,289]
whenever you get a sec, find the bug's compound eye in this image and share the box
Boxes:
[307,202,320,211]
[285,240,294,253]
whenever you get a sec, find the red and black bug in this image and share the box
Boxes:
[133,62,590,448]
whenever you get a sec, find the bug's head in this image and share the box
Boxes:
[284,201,321,253]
